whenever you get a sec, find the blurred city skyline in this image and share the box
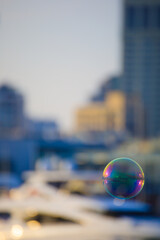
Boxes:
[0,1,160,239]
[0,0,122,131]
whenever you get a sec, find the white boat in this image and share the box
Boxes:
[0,178,159,240]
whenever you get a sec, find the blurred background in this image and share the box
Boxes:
[0,0,160,239]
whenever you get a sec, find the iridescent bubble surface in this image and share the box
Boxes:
[102,158,145,199]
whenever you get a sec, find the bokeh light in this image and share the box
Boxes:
[11,225,23,240]
[103,158,145,199]
[26,220,41,230]
[0,232,6,240]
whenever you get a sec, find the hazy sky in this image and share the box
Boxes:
[0,0,123,131]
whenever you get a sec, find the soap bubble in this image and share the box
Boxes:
[102,158,144,199]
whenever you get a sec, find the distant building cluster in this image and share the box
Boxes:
[76,91,125,133]
[0,84,60,186]
[0,84,59,139]
[75,0,160,139]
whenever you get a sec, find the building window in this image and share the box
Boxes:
[143,6,149,28]
[126,6,135,29]
[158,6,160,28]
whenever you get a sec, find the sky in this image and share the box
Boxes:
[0,0,123,131]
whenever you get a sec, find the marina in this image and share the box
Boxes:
[0,171,159,240]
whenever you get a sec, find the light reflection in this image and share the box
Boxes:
[0,232,6,240]
[11,225,23,239]
[25,207,38,218]
[10,189,22,200]
[113,198,125,206]
[26,220,41,230]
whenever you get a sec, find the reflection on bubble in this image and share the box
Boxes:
[102,158,145,199]
[113,198,125,206]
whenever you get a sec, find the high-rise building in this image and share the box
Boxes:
[122,0,160,137]
[91,76,122,102]
[0,84,25,137]
[0,84,60,139]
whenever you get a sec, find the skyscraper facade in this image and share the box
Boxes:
[122,0,160,137]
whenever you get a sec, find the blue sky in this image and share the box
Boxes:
[0,0,123,131]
